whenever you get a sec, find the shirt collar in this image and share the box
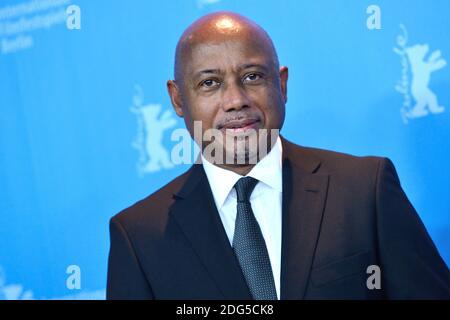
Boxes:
[201,136,283,209]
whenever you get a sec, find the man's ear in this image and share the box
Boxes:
[279,66,288,103]
[167,80,184,117]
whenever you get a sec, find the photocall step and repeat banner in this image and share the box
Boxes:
[0,0,449,300]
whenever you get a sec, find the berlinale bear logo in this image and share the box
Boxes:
[394,24,447,123]
[131,85,177,175]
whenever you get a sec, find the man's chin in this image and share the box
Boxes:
[201,128,278,165]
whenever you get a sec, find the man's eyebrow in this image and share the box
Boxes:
[192,64,269,80]
[193,69,222,79]
[239,63,269,72]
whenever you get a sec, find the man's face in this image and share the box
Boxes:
[171,37,288,164]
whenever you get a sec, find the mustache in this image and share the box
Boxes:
[215,113,262,129]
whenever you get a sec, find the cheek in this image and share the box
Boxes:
[185,97,218,128]
[257,89,285,126]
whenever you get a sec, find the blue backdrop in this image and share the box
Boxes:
[0,0,449,299]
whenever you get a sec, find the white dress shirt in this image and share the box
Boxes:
[201,137,283,299]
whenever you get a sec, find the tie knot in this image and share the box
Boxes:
[234,177,259,203]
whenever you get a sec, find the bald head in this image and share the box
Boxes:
[174,11,279,84]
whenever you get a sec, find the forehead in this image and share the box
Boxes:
[183,38,275,77]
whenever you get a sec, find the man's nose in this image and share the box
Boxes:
[221,81,250,112]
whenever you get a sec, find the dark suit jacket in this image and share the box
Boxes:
[107,137,450,299]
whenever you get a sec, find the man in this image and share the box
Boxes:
[107,12,450,299]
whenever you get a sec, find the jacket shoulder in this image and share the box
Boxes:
[303,145,383,170]
[111,167,194,231]
[282,138,388,184]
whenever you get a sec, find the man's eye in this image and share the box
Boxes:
[200,79,219,88]
[243,73,262,83]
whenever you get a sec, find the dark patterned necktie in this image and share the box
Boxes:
[232,177,278,300]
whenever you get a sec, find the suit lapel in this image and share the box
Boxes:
[280,139,330,299]
[169,165,252,299]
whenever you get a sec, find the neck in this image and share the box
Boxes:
[214,163,255,176]
[200,136,279,176]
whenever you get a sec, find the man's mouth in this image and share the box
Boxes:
[218,118,261,133]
